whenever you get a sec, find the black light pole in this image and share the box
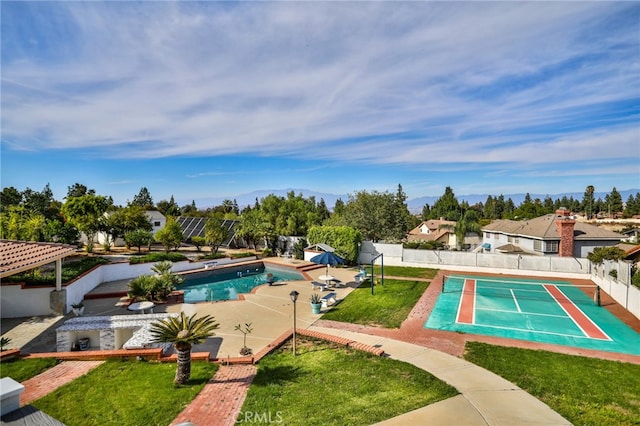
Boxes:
[289,290,299,356]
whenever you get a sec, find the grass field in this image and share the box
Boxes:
[464,342,640,425]
[0,357,59,382]
[241,336,458,425]
[32,360,217,426]
[321,277,429,327]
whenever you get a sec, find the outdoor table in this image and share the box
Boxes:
[127,301,155,314]
[318,274,336,286]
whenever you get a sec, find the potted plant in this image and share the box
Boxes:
[71,302,85,317]
[234,322,253,356]
[310,293,322,314]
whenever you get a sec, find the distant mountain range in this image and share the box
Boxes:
[195,188,640,214]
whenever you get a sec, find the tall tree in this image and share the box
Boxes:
[131,187,154,209]
[61,194,112,252]
[154,216,183,252]
[66,183,94,198]
[429,187,461,221]
[624,193,640,217]
[342,190,397,242]
[392,184,413,240]
[605,187,623,217]
[582,185,595,219]
[455,210,482,249]
[157,195,181,217]
[333,198,345,216]
[421,203,431,221]
[0,187,22,212]
[204,214,229,255]
[23,183,57,219]
[101,205,153,248]
[181,200,198,216]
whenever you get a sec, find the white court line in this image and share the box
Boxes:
[510,289,522,313]
[466,323,596,340]
[476,307,567,319]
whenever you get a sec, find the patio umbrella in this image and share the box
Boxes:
[310,251,345,276]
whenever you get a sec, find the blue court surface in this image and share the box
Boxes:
[425,275,640,355]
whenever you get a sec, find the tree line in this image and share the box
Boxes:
[1,182,638,253]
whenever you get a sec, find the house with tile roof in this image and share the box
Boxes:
[481,208,625,257]
[407,219,458,248]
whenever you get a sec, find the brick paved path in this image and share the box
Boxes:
[170,364,257,426]
[20,360,104,405]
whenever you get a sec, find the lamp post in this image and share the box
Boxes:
[289,290,299,356]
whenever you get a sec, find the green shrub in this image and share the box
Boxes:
[127,275,156,301]
[632,269,640,289]
[129,253,187,264]
[261,248,273,257]
[197,252,227,261]
[230,252,256,259]
[293,238,307,260]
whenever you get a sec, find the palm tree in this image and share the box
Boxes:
[150,312,220,384]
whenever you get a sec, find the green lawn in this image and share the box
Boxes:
[370,265,438,279]
[32,360,217,426]
[242,337,458,425]
[464,342,640,425]
[322,278,429,327]
[0,357,59,382]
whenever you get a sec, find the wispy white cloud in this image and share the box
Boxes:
[1,2,638,184]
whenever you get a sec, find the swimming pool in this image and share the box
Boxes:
[178,263,305,303]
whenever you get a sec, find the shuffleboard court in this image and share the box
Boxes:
[425,275,640,355]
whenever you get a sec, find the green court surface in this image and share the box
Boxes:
[425,275,640,355]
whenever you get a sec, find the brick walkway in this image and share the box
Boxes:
[20,360,104,405]
[170,364,257,426]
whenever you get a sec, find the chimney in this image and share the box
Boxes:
[555,208,575,257]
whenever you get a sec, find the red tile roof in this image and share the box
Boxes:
[0,240,77,278]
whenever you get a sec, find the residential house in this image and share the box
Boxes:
[86,210,166,247]
[481,208,625,257]
[407,219,457,248]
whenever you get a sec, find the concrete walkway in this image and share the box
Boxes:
[309,326,570,426]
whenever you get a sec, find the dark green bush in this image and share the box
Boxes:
[230,252,256,259]
[197,252,228,261]
[129,253,188,264]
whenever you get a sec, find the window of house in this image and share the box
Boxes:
[534,240,542,251]
[485,232,490,239]
[154,221,161,227]
[545,241,559,253]
[494,233,499,239]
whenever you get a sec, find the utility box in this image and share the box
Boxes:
[0,377,25,416]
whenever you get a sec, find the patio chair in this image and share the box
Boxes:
[311,281,328,291]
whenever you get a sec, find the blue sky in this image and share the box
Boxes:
[2,1,639,208]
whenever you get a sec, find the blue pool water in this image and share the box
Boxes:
[179,265,305,303]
